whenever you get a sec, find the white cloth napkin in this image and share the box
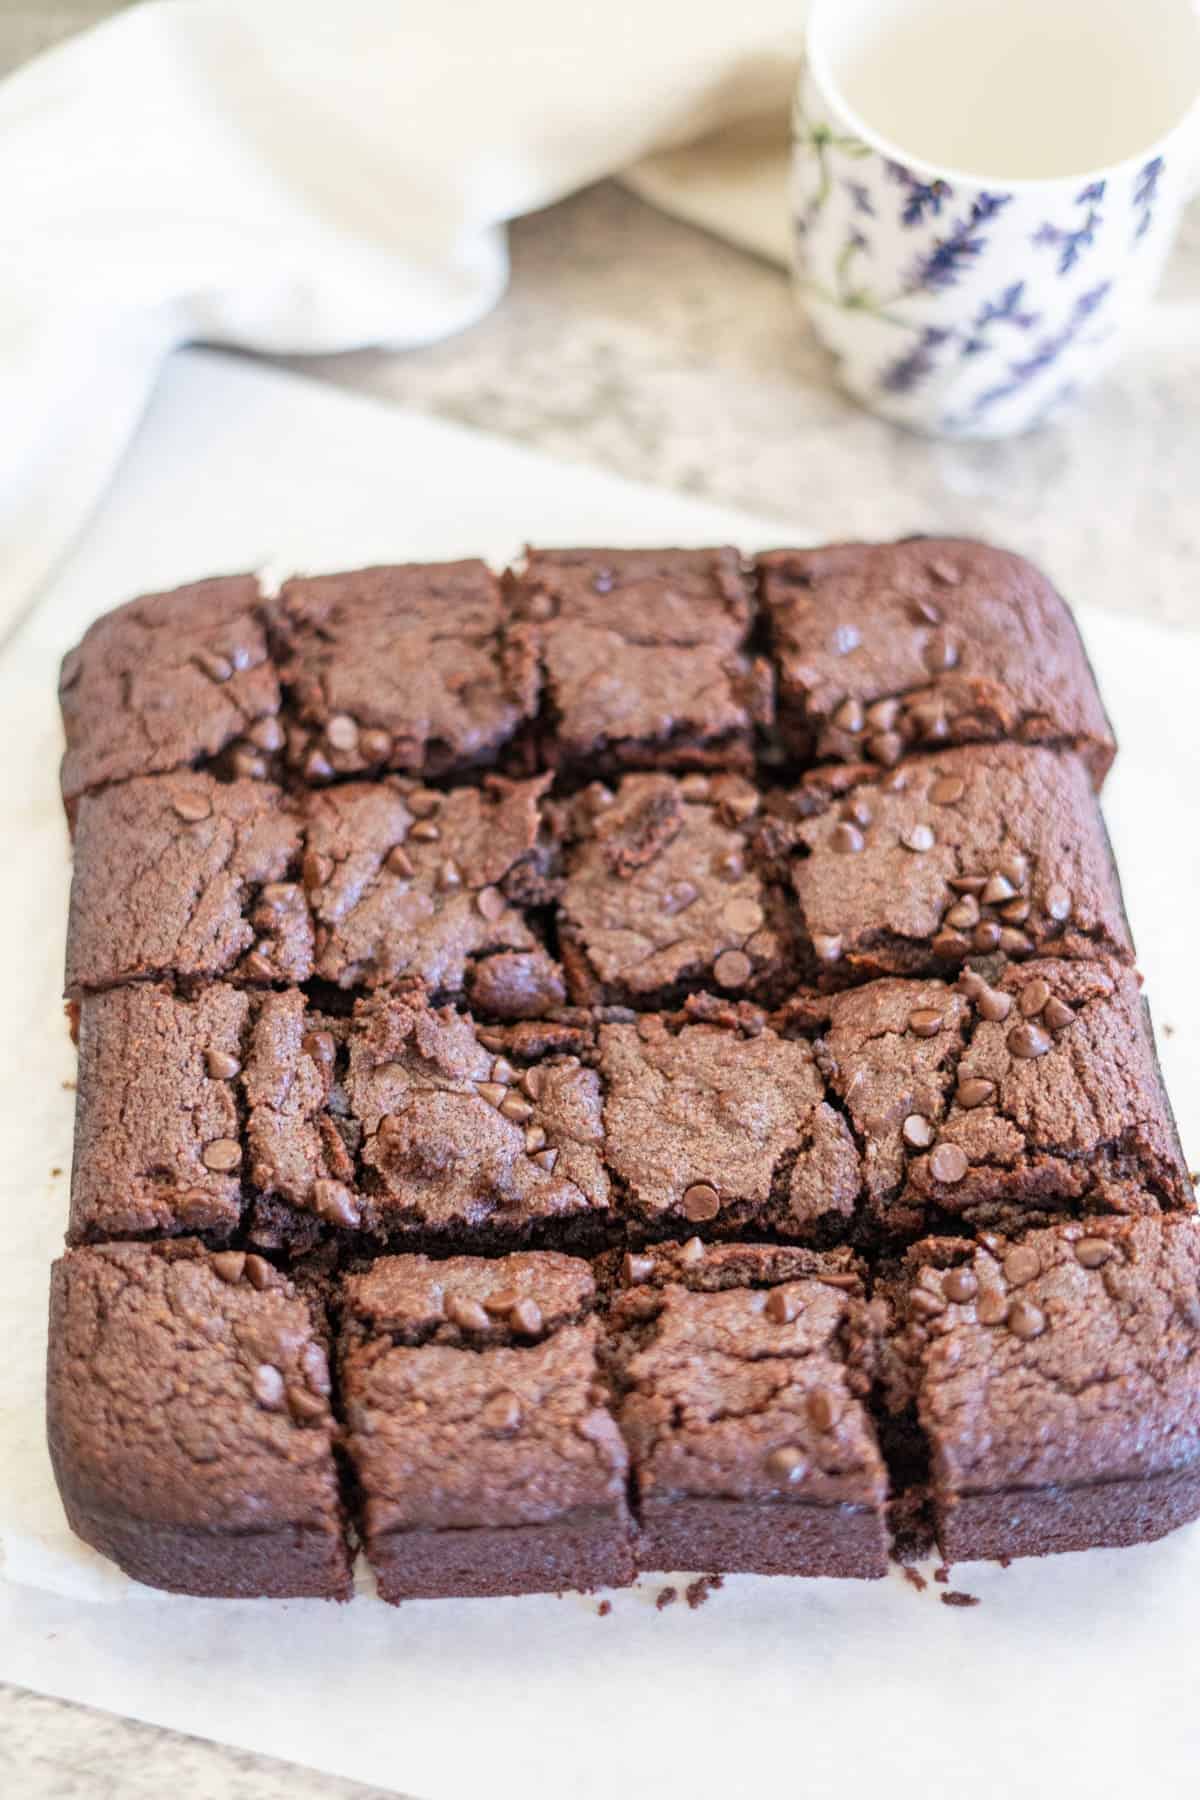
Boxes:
[0,0,805,637]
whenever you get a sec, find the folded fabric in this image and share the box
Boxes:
[0,0,804,638]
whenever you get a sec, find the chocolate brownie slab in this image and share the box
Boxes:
[59,575,280,810]
[339,1251,633,1600]
[803,959,1189,1236]
[513,547,771,774]
[757,539,1115,785]
[272,561,538,780]
[69,985,249,1243]
[47,1242,351,1599]
[556,772,795,1007]
[346,987,609,1248]
[301,773,557,1000]
[65,773,310,995]
[598,1012,860,1239]
[887,1216,1200,1561]
[770,743,1131,985]
[610,1241,888,1577]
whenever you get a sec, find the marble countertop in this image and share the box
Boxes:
[3,9,1199,1800]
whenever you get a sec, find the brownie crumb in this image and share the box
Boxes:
[941,1590,981,1608]
[685,1573,724,1610]
[934,1564,951,1584]
[597,1599,612,1617]
[655,1586,678,1611]
[901,1566,928,1593]
[997,1554,1012,1570]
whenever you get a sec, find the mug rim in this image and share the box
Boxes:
[805,0,1200,191]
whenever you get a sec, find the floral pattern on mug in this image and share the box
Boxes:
[792,71,1190,437]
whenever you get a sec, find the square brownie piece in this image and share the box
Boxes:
[59,575,280,810]
[513,547,771,774]
[47,1242,350,1598]
[889,1216,1200,1561]
[811,960,1189,1236]
[771,743,1132,985]
[69,984,249,1244]
[65,774,310,995]
[301,774,559,1005]
[557,773,794,1007]
[757,539,1115,785]
[346,986,610,1248]
[339,1251,633,1600]
[272,561,538,780]
[610,1241,888,1577]
[598,1012,860,1239]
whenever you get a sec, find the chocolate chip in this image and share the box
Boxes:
[909,1287,946,1320]
[247,715,284,753]
[1043,997,1075,1031]
[716,849,744,880]
[253,1364,286,1410]
[407,790,442,818]
[831,623,861,655]
[998,927,1033,955]
[1008,1022,1051,1059]
[523,1067,545,1100]
[304,749,334,782]
[923,630,959,672]
[509,1298,543,1337]
[908,701,949,743]
[447,1295,490,1332]
[210,1250,246,1285]
[956,1076,995,1109]
[833,697,864,733]
[242,1253,273,1291]
[1019,978,1051,1017]
[982,873,1017,905]
[359,728,393,763]
[1000,898,1031,924]
[385,845,414,878]
[932,929,971,958]
[903,1113,935,1149]
[1074,1237,1116,1268]
[867,730,904,766]
[831,822,864,854]
[303,1030,336,1070]
[437,858,462,891]
[842,798,874,830]
[475,1081,508,1108]
[766,1446,807,1483]
[325,714,359,751]
[902,824,936,853]
[477,885,507,920]
[972,921,1002,952]
[928,559,961,586]
[205,1049,241,1080]
[311,1179,360,1228]
[946,896,980,929]
[866,697,901,731]
[231,748,268,781]
[410,819,440,842]
[679,773,710,799]
[911,596,943,623]
[950,874,987,896]
[880,768,908,793]
[976,1291,1008,1326]
[202,1137,241,1172]
[682,1182,720,1222]
[172,791,213,823]
[977,986,1012,1022]
[942,1267,978,1303]
[531,1148,559,1173]
[524,1125,547,1153]
[680,1235,706,1264]
[958,969,987,997]
[714,949,753,989]
[487,1291,528,1321]
[499,1093,534,1124]
[490,1058,514,1085]
[908,1007,943,1038]
[662,881,699,915]
[482,1390,523,1434]
[194,649,233,683]
[241,950,275,982]
[930,775,966,805]
[930,1143,969,1184]
[623,1252,655,1285]
[288,1386,327,1425]
[301,1341,331,1395]
[1006,1298,1047,1340]
[723,898,764,935]
[812,933,843,963]
[1045,885,1072,921]
[807,1388,838,1431]
[1003,1246,1040,1286]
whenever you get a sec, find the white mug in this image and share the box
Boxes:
[793,0,1200,437]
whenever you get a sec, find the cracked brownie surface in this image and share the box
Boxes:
[65,773,311,994]
[59,574,280,808]
[272,561,538,780]
[513,547,771,774]
[757,538,1116,784]
[771,743,1132,983]
[47,1241,350,1598]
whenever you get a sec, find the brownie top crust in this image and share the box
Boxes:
[47,1242,342,1533]
[273,561,538,779]
[757,538,1115,785]
[341,1249,596,1346]
[59,575,279,806]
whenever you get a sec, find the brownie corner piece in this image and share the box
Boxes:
[611,1241,888,1578]
[273,560,537,780]
[514,546,771,774]
[891,1215,1200,1562]
[59,573,279,808]
[47,1242,350,1599]
[558,771,796,1007]
[65,773,310,995]
[598,1010,861,1240]
[756,537,1115,784]
[338,1250,634,1600]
